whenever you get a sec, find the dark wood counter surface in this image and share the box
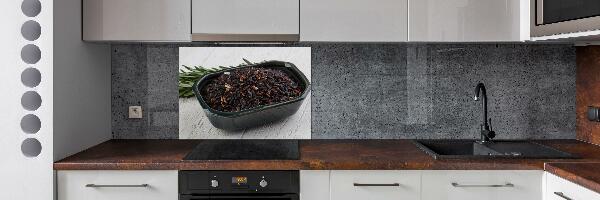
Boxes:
[54,139,600,171]
[545,162,600,194]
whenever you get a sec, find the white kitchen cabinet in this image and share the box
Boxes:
[545,172,600,200]
[191,0,299,41]
[57,170,178,200]
[301,170,331,200]
[421,170,543,200]
[83,0,191,41]
[409,0,529,42]
[300,0,408,42]
[330,170,420,200]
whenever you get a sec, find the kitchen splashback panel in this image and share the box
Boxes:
[112,43,575,139]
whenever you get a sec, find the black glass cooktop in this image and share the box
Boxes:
[183,140,299,160]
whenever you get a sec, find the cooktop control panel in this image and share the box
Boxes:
[179,170,299,194]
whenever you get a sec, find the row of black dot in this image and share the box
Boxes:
[20,0,43,158]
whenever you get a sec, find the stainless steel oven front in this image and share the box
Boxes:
[532,0,600,37]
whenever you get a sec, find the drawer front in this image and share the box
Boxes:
[57,170,178,200]
[422,170,543,200]
[545,173,600,200]
[300,171,330,200]
[330,170,420,200]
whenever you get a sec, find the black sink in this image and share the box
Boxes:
[413,140,577,160]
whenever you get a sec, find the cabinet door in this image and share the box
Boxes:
[300,171,330,200]
[191,0,299,41]
[421,170,543,200]
[300,0,408,42]
[330,170,420,200]
[409,0,528,41]
[82,0,191,41]
[545,172,600,200]
[57,170,178,200]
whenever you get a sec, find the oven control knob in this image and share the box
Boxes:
[259,179,268,188]
[210,180,219,188]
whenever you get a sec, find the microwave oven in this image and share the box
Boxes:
[531,0,600,37]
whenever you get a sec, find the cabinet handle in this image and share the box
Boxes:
[451,182,514,188]
[85,184,149,188]
[353,183,400,187]
[553,192,573,200]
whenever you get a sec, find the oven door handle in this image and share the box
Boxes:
[181,194,298,200]
[180,196,209,200]
[211,196,296,199]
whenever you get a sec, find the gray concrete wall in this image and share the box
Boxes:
[111,43,576,139]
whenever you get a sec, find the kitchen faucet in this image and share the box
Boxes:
[474,83,495,143]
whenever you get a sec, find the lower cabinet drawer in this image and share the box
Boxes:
[421,170,543,200]
[300,170,330,200]
[545,172,600,200]
[330,170,421,200]
[57,170,178,200]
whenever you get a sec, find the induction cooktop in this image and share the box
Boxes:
[183,140,299,160]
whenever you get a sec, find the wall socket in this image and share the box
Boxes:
[128,106,143,119]
[588,106,600,122]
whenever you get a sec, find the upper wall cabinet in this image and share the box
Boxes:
[83,0,191,42]
[191,0,300,41]
[409,0,529,42]
[300,0,408,42]
[82,0,530,42]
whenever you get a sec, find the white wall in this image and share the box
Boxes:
[0,0,53,199]
[1,0,110,199]
[53,0,111,161]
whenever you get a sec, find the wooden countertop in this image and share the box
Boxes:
[54,139,600,171]
[54,139,600,194]
[545,162,600,194]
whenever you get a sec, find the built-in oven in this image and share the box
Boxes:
[179,171,299,200]
[532,0,600,37]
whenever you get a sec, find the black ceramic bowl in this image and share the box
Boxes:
[192,60,310,131]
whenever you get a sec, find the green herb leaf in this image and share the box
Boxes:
[178,59,256,98]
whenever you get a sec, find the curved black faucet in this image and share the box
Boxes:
[474,83,495,143]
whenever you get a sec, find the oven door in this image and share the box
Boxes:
[180,194,299,200]
[532,0,600,37]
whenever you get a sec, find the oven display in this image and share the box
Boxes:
[232,176,248,186]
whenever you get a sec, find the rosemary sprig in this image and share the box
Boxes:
[179,65,229,98]
[178,59,257,98]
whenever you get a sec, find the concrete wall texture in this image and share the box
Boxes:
[111,43,576,139]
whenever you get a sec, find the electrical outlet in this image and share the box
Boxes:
[128,106,143,119]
